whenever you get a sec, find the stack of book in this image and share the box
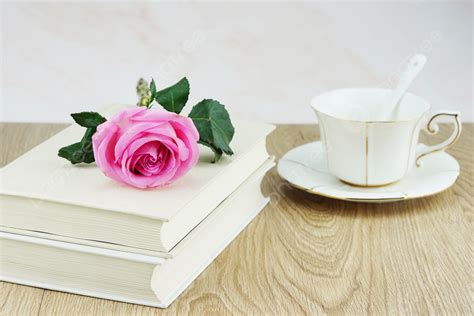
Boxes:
[0,114,274,308]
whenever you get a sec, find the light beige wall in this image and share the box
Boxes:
[1,1,472,123]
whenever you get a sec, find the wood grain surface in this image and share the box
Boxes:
[1,123,472,315]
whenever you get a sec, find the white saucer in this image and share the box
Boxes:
[277,142,460,203]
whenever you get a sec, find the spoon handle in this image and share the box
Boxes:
[386,54,427,120]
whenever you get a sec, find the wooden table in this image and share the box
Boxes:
[1,123,472,315]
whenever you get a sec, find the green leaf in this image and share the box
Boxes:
[58,114,106,164]
[58,128,96,164]
[188,99,235,162]
[71,112,106,128]
[58,142,87,164]
[198,140,222,163]
[79,127,96,163]
[150,78,157,98]
[155,77,190,114]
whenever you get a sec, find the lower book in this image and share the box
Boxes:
[0,159,274,308]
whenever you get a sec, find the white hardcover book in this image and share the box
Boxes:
[0,116,274,252]
[0,159,273,308]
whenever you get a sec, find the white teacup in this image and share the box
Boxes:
[311,89,461,187]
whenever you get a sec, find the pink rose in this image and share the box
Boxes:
[92,107,200,189]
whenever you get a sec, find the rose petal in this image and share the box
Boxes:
[114,122,177,163]
[93,107,200,189]
[92,122,123,182]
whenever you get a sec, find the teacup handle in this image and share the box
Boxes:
[416,111,462,167]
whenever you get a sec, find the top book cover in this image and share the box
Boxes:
[0,115,274,222]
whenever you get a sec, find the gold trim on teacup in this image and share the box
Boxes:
[365,123,369,186]
[405,123,418,175]
[415,112,462,167]
[340,179,399,188]
[319,118,331,168]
